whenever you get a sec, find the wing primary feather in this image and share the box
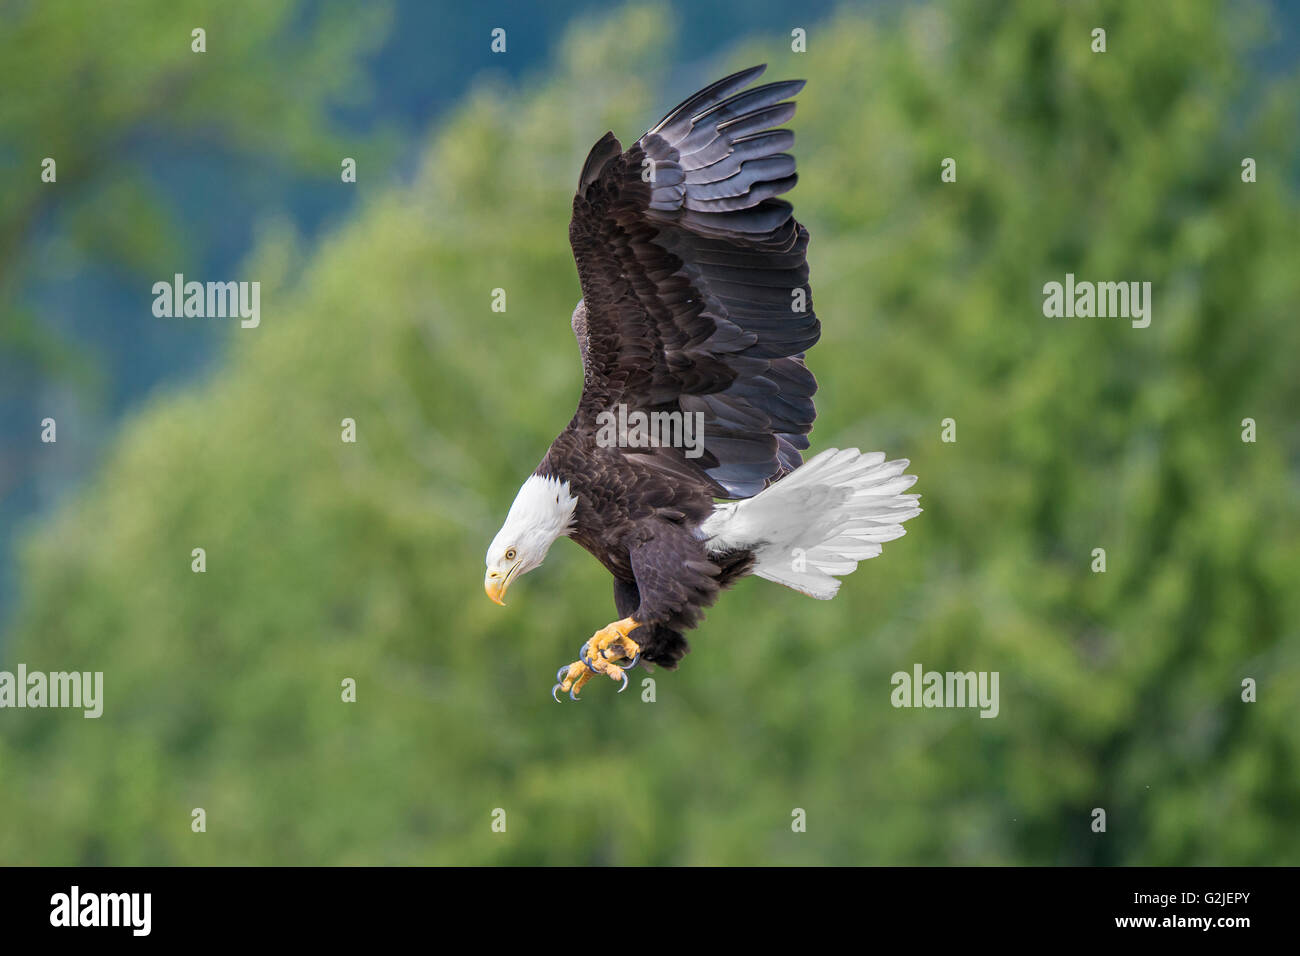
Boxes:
[568,68,820,497]
[649,64,769,139]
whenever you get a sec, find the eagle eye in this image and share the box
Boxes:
[505,548,517,561]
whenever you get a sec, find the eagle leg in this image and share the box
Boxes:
[551,618,642,700]
[584,616,642,668]
[579,638,638,671]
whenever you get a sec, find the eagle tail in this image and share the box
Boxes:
[701,448,920,599]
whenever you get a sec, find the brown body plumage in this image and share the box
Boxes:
[534,66,819,666]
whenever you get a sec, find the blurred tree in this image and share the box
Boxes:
[0,0,390,376]
[0,0,393,616]
[0,0,1297,865]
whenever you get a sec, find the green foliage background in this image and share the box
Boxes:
[2,0,1298,864]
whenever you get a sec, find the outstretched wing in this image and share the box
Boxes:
[569,64,819,499]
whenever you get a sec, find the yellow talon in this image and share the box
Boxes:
[553,617,643,699]
[557,659,596,698]
[588,616,642,665]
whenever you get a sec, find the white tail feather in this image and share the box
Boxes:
[699,448,921,599]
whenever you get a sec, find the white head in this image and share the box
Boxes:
[484,474,578,605]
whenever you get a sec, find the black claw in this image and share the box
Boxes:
[552,682,564,702]
[569,685,581,701]
[617,669,629,693]
[601,646,638,670]
[580,640,597,670]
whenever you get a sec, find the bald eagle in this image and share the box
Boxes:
[484,65,921,699]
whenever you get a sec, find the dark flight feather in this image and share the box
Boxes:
[565,63,819,497]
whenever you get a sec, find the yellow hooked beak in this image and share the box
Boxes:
[484,564,519,606]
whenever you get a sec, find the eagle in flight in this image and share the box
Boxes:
[484,65,921,699]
